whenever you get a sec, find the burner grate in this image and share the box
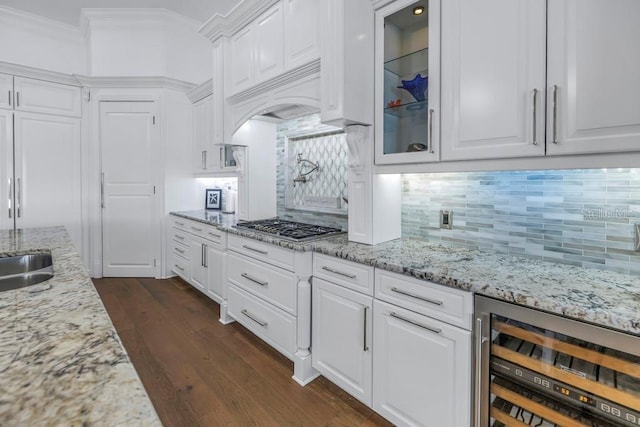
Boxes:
[234,219,344,241]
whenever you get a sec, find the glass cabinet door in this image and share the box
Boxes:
[375,0,439,165]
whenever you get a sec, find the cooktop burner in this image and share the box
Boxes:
[234,219,344,241]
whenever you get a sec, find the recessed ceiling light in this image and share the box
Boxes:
[413,6,424,15]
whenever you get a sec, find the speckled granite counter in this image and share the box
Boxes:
[312,235,640,336]
[170,211,640,337]
[0,227,161,426]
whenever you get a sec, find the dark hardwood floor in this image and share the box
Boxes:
[93,277,392,427]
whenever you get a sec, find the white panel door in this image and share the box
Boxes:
[372,300,471,427]
[283,0,319,70]
[189,235,207,292]
[547,0,640,155]
[13,112,82,250]
[100,101,160,277]
[0,110,12,230]
[440,0,546,160]
[229,26,255,95]
[207,244,225,303]
[0,74,12,110]
[14,77,81,118]
[254,3,284,83]
[312,278,373,406]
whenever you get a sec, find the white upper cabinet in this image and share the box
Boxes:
[374,0,440,164]
[546,0,640,155]
[13,77,81,117]
[0,73,12,110]
[283,0,319,70]
[440,0,546,161]
[229,26,255,95]
[254,3,284,83]
[226,1,319,97]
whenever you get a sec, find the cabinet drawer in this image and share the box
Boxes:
[172,227,189,247]
[375,269,472,330]
[228,284,296,359]
[171,254,190,281]
[201,225,226,247]
[171,239,189,260]
[171,217,189,232]
[313,253,374,296]
[228,234,295,271]
[227,251,297,315]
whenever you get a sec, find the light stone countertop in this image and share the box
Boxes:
[0,227,161,426]
[171,210,640,337]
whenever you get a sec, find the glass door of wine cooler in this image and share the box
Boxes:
[475,296,640,427]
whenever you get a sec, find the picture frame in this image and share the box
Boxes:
[205,188,222,210]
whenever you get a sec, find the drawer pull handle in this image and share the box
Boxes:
[321,266,356,279]
[390,287,443,306]
[390,312,441,335]
[242,245,268,255]
[175,248,185,254]
[363,306,369,352]
[191,226,203,232]
[175,221,185,226]
[241,309,268,327]
[208,232,221,238]
[174,264,184,272]
[241,273,268,287]
[174,234,185,240]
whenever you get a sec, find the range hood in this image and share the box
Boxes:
[258,104,318,120]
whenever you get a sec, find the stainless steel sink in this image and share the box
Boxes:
[0,253,54,292]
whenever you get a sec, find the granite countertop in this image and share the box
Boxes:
[0,227,161,426]
[170,210,640,336]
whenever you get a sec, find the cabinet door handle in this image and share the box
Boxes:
[475,317,485,427]
[532,88,538,145]
[174,234,185,240]
[241,273,268,287]
[390,312,441,334]
[203,244,208,268]
[16,91,19,107]
[191,226,203,232]
[363,306,369,351]
[219,146,224,167]
[428,108,435,153]
[16,178,21,218]
[101,173,105,208]
[552,85,559,144]
[202,150,207,169]
[8,90,11,106]
[321,266,356,279]
[8,178,12,218]
[242,244,268,255]
[201,243,205,267]
[241,309,268,327]
[390,287,443,306]
[208,232,221,238]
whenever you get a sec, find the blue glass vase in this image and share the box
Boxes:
[397,74,428,102]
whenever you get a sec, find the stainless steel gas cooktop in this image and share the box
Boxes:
[234,219,344,241]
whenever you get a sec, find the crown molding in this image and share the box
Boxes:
[73,75,196,93]
[187,79,213,103]
[0,5,83,41]
[0,61,81,86]
[80,8,200,37]
[199,0,280,42]
[227,59,320,104]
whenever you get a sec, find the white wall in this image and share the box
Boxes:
[82,10,212,83]
[0,6,87,75]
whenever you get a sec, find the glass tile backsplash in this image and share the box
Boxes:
[401,169,640,275]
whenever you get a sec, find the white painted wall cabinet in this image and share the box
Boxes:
[192,95,212,173]
[441,0,640,161]
[283,0,320,70]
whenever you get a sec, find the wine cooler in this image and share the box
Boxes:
[475,295,640,427]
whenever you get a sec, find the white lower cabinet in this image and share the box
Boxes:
[372,300,471,427]
[311,254,473,426]
[169,216,227,306]
[311,277,373,406]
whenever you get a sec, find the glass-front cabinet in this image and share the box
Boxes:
[375,0,439,165]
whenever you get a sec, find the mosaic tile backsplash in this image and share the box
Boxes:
[276,113,348,230]
[401,169,640,275]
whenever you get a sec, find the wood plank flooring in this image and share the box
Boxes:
[93,277,393,427]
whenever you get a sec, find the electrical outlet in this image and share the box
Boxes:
[440,210,453,229]
[635,223,640,252]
